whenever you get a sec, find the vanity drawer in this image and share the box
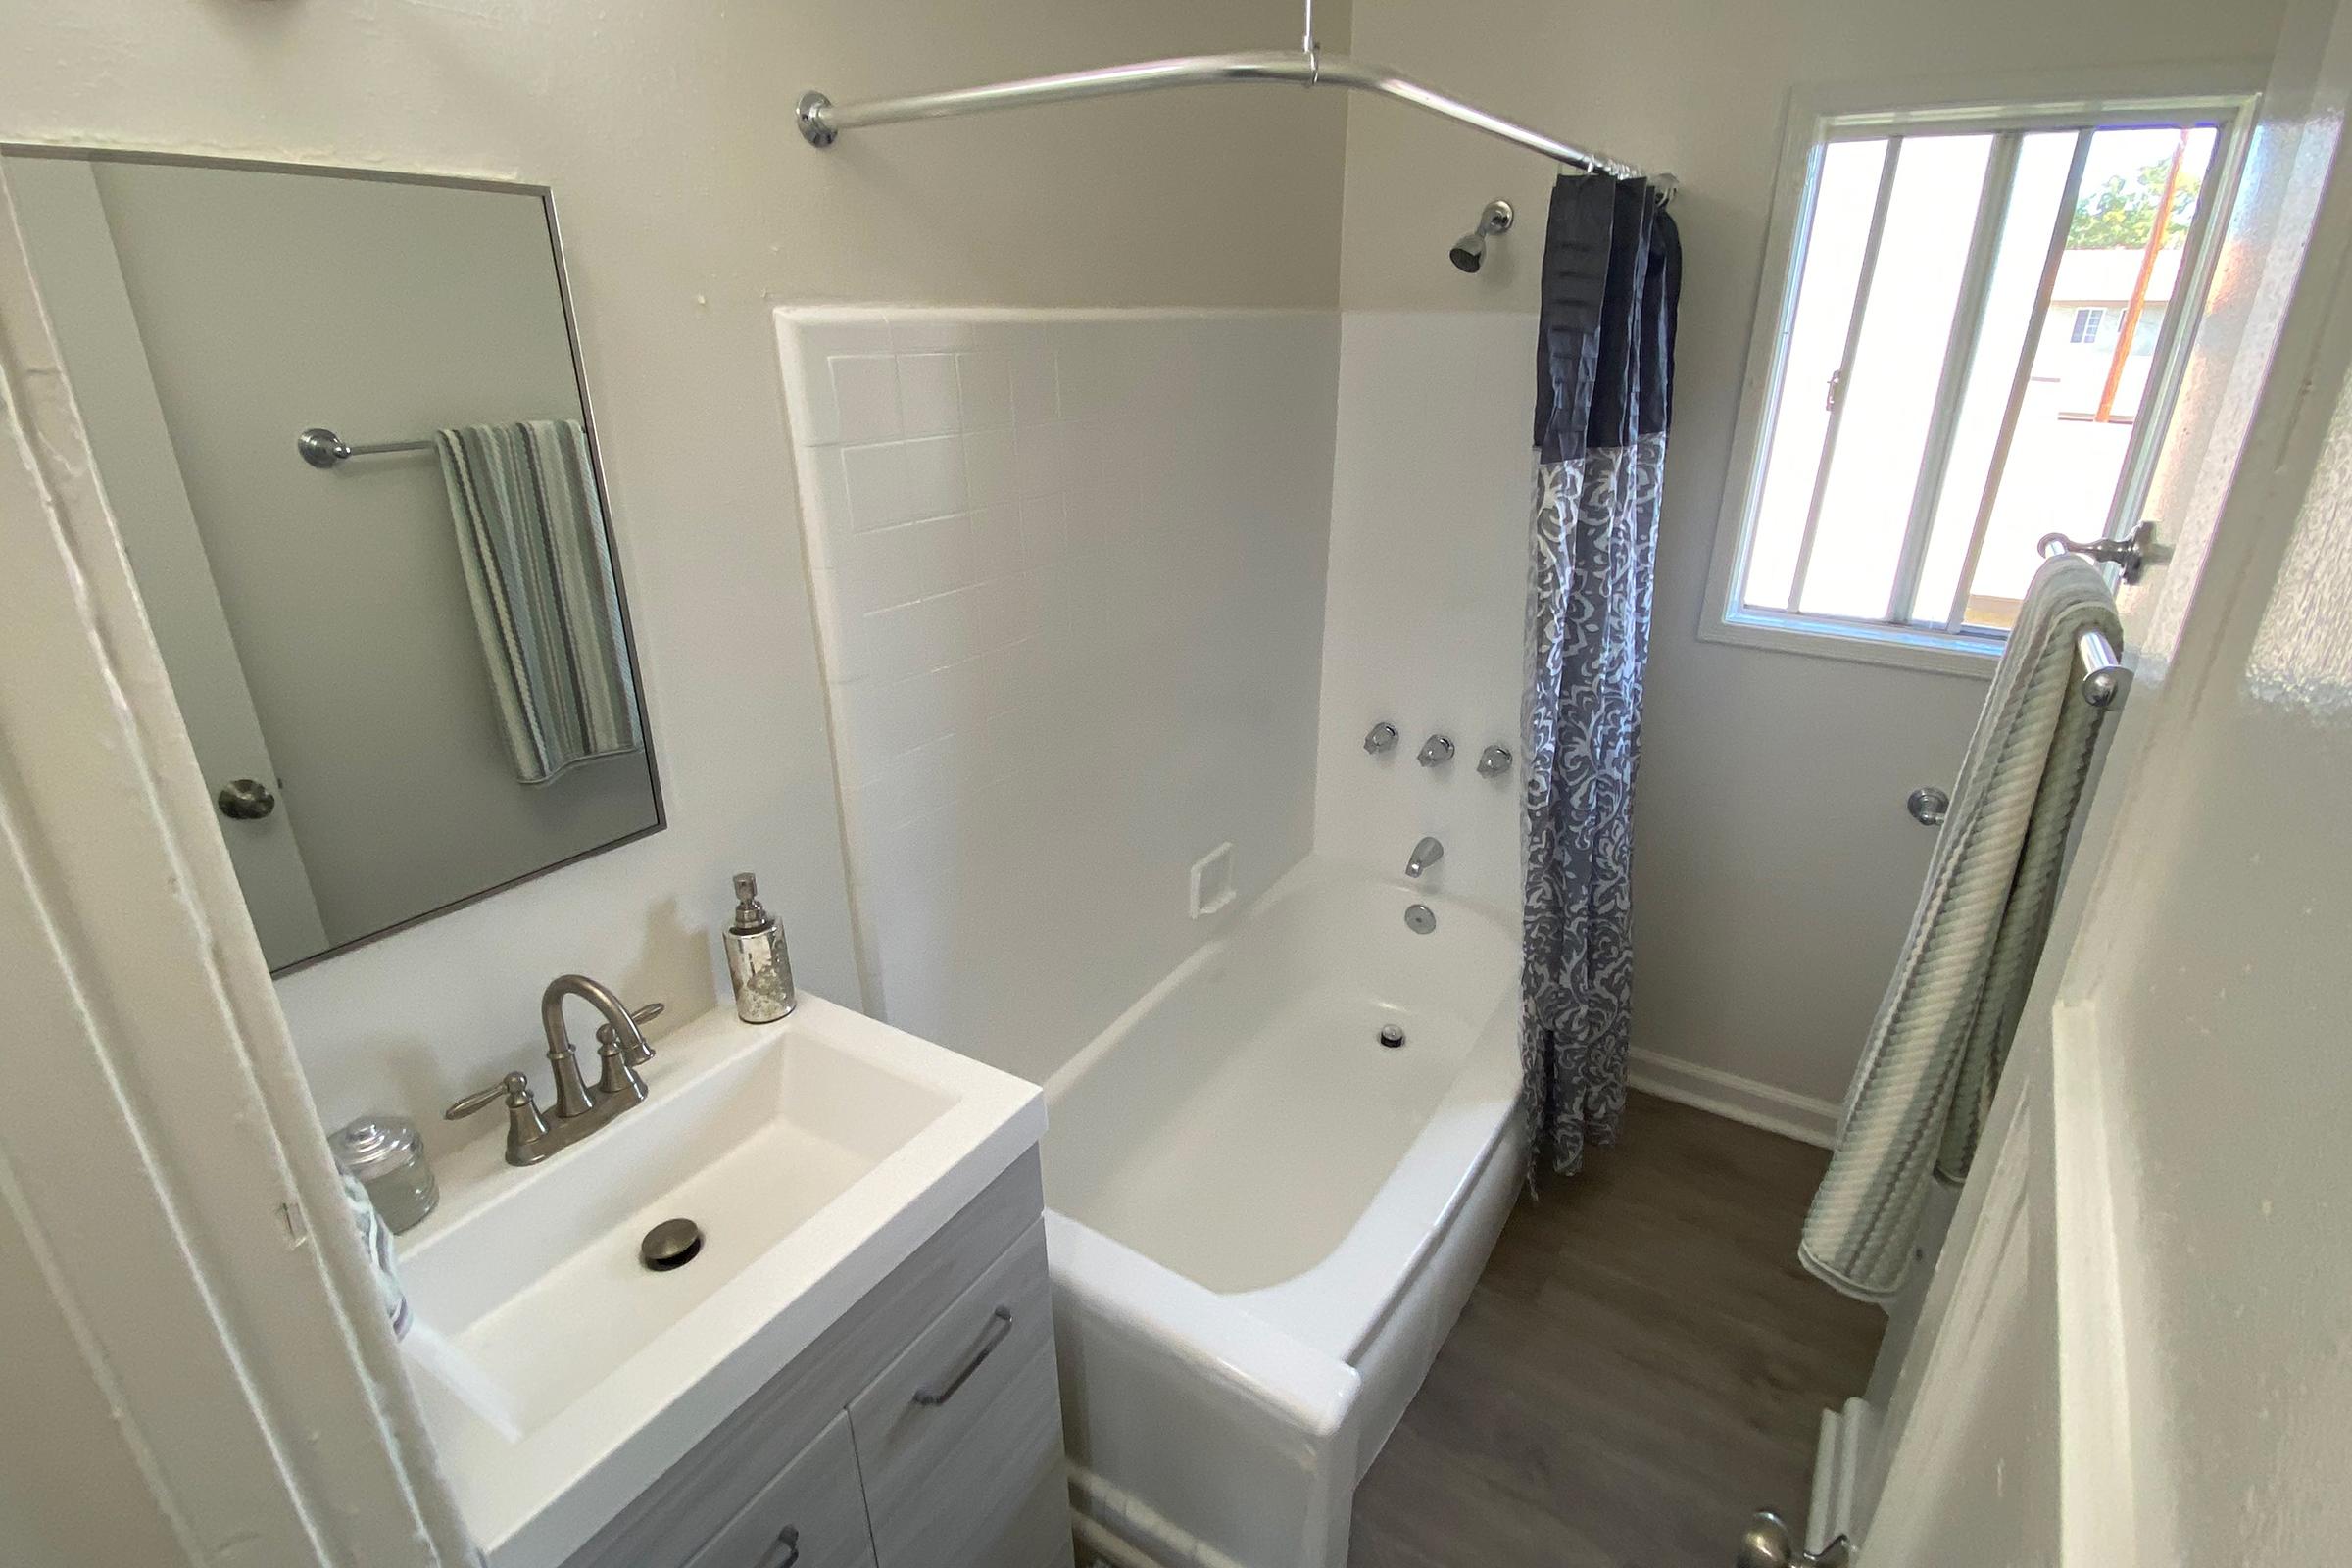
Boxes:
[683,1409,872,1568]
[849,1219,1068,1568]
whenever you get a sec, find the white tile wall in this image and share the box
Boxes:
[776,309,1340,1086]
[1312,312,1537,915]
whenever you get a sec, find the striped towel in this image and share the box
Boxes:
[339,1168,412,1339]
[436,420,642,785]
[1799,555,2120,1301]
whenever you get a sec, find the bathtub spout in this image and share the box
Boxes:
[1405,836,1445,878]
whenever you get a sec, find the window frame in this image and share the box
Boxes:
[1700,72,2261,678]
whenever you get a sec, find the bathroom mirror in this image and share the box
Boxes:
[3,149,662,973]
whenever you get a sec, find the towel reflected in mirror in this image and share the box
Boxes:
[436,419,643,785]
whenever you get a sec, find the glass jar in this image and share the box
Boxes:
[330,1112,439,1235]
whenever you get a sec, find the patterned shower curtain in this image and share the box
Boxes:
[1521,173,1680,1177]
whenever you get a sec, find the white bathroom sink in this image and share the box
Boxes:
[395,994,1044,1568]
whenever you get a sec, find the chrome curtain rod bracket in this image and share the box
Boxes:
[796,91,840,149]
[794,49,1665,188]
[297,426,435,469]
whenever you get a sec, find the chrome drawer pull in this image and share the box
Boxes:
[756,1525,800,1568]
[912,1306,1013,1406]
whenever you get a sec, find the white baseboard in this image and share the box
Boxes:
[1627,1049,1840,1148]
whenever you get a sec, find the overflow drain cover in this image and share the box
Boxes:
[1379,1025,1406,1049]
[641,1217,704,1272]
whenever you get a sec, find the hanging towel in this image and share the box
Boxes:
[339,1167,413,1339]
[436,419,642,784]
[1799,555,2120,1302]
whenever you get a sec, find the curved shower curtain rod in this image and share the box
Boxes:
[796,6,1675,198]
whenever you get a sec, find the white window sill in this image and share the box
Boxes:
[1698,606,2002,681]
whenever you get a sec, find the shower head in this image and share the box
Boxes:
[1449,199,1514,273]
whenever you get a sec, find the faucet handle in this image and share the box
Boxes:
[447,1071,535,1120]
[594,1001,664,1066]
[446,1072,553,1166]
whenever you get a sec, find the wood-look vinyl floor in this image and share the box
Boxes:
[1348,1093,1886,1568]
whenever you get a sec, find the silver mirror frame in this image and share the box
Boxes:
[0,144,665,975]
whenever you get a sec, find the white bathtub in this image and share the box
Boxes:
[1041,856,1523,1568]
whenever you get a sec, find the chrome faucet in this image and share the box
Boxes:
[447,974,663,1166]
[1406,836,1445,877]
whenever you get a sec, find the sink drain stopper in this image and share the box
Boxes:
[640,1217,704,1272]
[1379,1024,1406,1049]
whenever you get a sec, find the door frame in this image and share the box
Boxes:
[1855,0,2352,1555]
[0,160,472,1564]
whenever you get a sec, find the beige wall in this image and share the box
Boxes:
[1337,0,2287,1108]
[0,1197,183,1567]
[0,0,1350,1150]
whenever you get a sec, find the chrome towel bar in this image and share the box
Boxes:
[297,426,436,469]
[2038,518,2161,584]
[2037,523,2162,709]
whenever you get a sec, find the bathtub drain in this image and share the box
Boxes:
[1378,1024,1406,1049]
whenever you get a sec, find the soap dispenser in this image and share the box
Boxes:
[724,871,796,1023]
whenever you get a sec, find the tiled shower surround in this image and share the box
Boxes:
[775,309,1340,1086]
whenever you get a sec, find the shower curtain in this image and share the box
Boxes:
[1521,172,1679,1177]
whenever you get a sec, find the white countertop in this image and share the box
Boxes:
[394,993,1045,1568]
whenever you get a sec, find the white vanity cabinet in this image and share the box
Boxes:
[560,1153,1070,1568]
